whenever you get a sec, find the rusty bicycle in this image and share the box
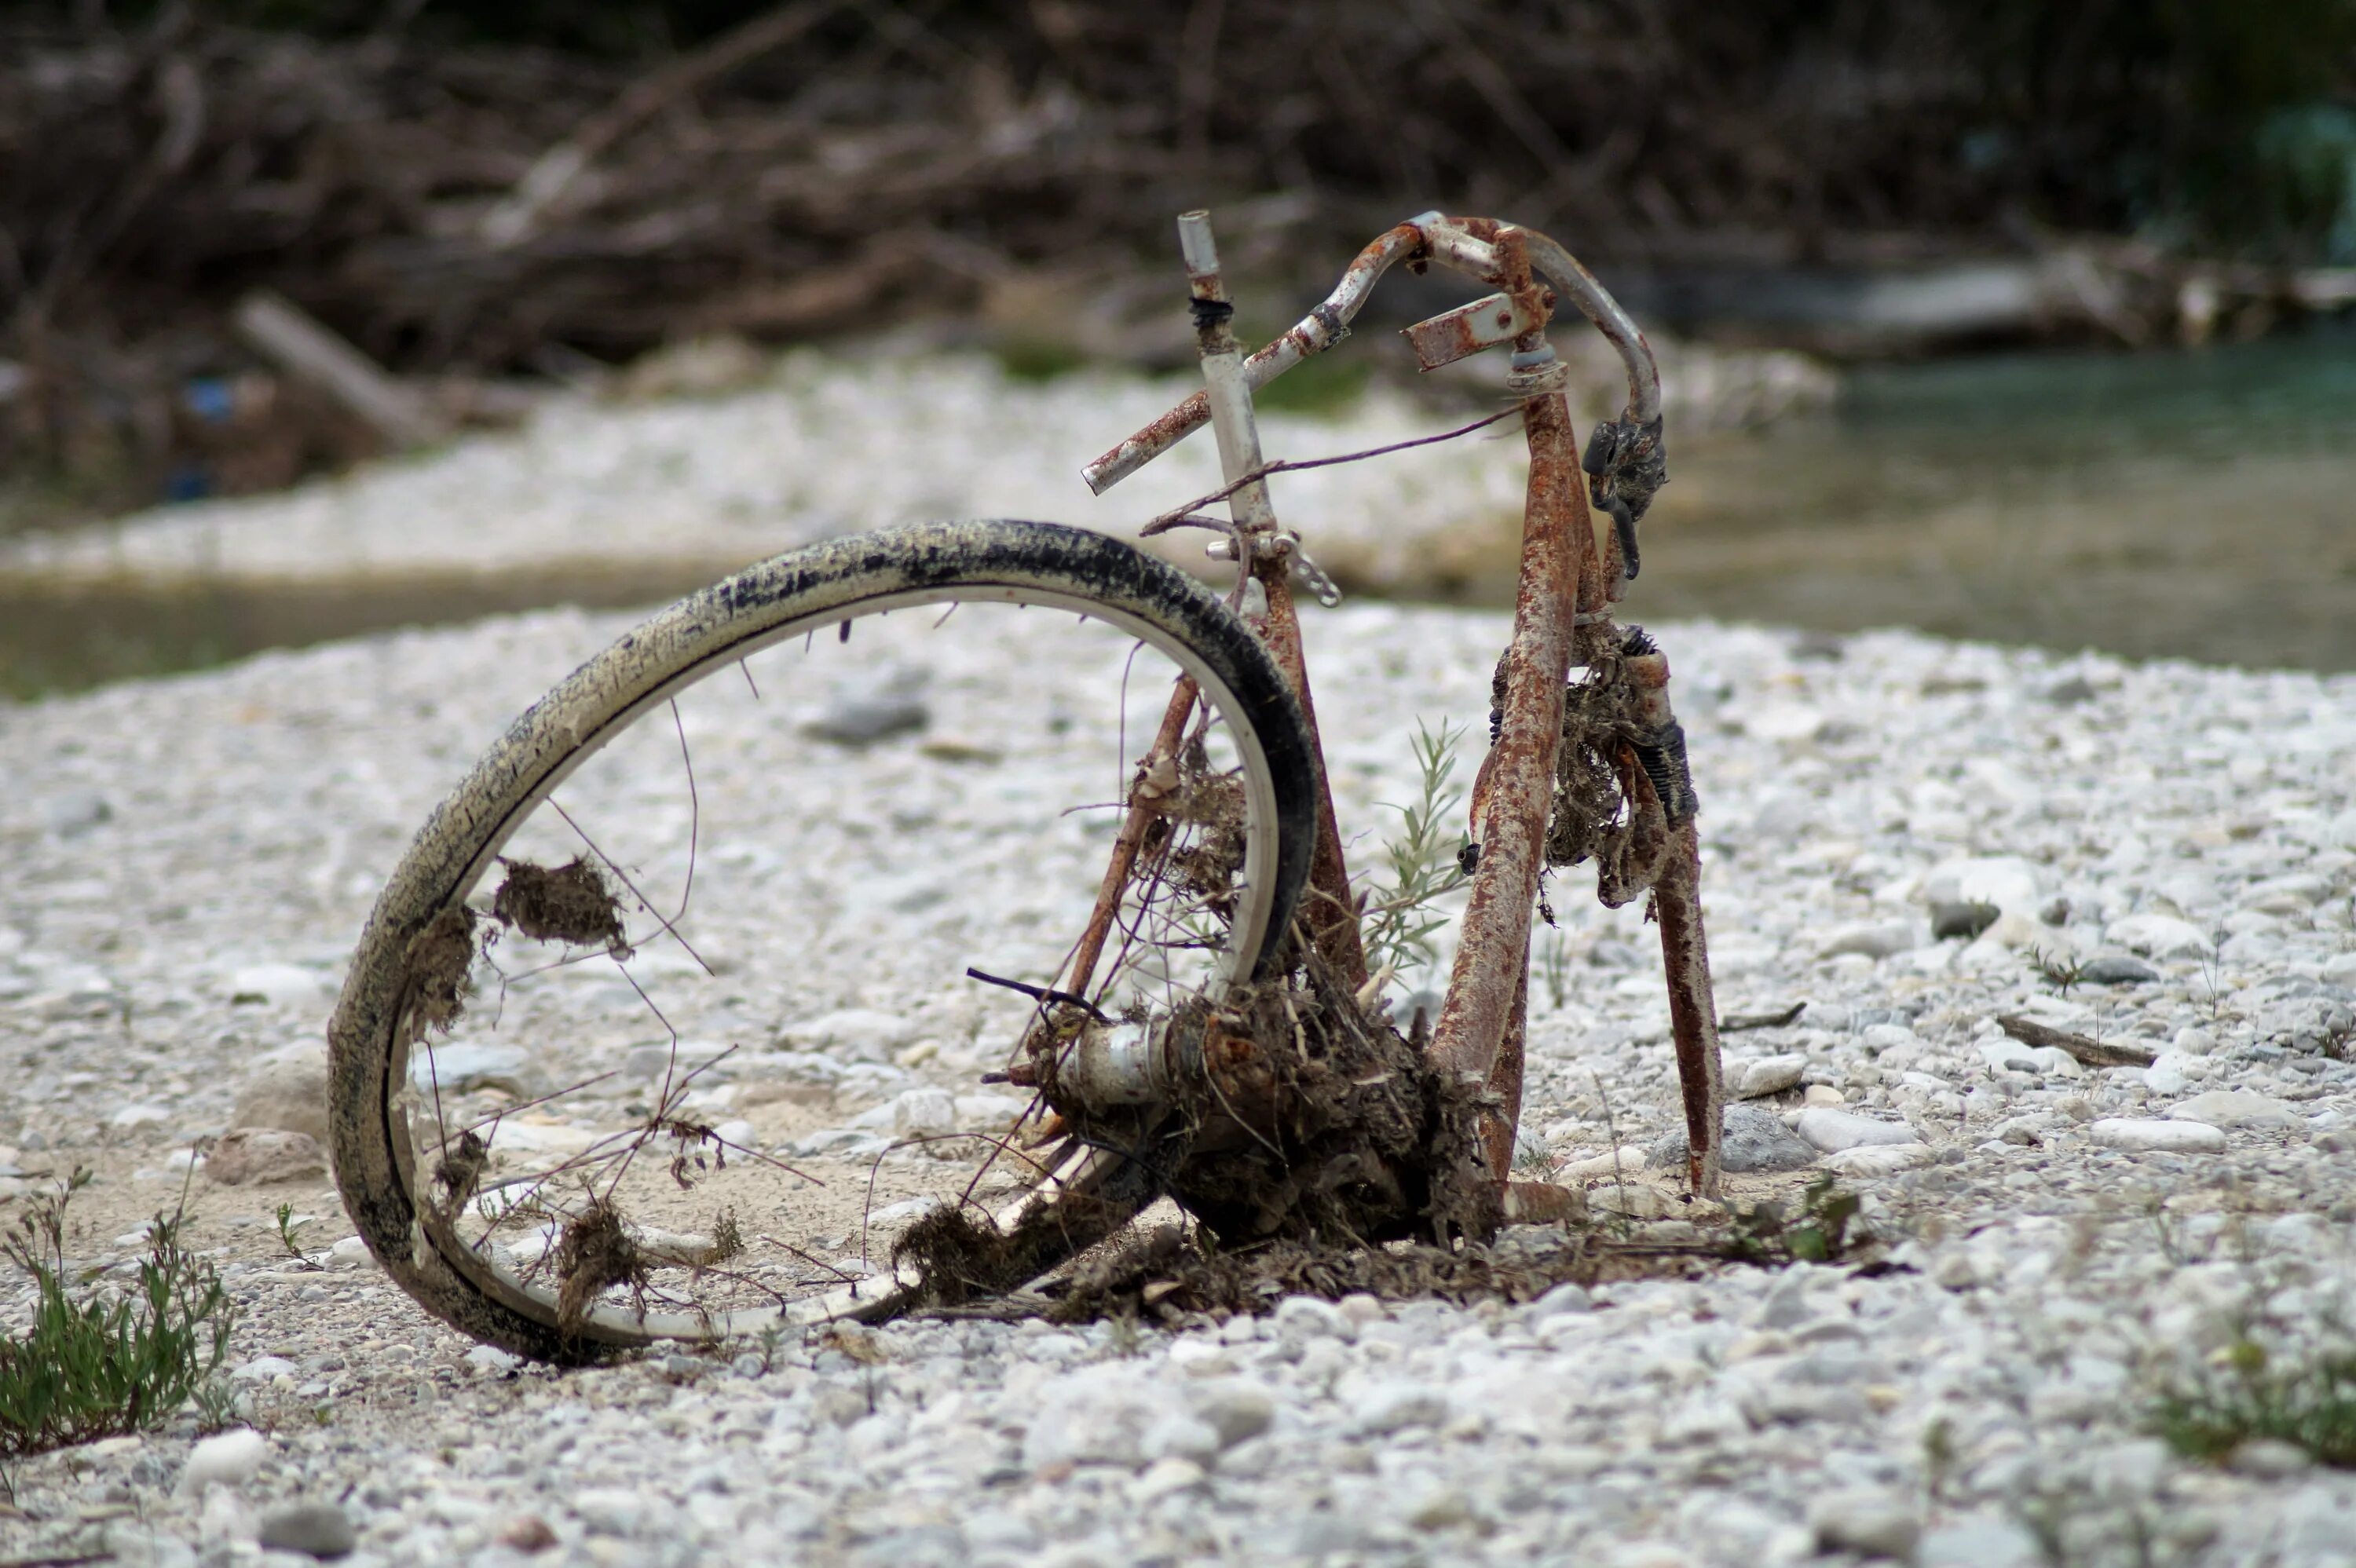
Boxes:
[327,209,1725,1358]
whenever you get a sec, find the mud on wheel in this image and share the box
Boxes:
[327,521,1316,1360]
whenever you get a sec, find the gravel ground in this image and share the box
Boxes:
[6,543,2356,1564]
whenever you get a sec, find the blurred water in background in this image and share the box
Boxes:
[1633,320,2356,671]
[5,323,2353,696]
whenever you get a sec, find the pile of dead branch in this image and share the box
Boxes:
[6,2,2352,509]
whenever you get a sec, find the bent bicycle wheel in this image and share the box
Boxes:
[328,521,1315,1360]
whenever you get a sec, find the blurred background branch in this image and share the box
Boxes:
[2,0,2351,514]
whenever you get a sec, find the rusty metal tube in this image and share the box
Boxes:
[1653,824,1724,1197]
[1087,216,1659,499]
[1176,211,1367,987]
[1084,221,1425,494]
[1425,389,1583,1090]
[1515,228,1662,426]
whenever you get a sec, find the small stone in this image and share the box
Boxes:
[1131,1457,1207,1502]
[231,1355,301,1382]
[1528,1281,1593,1318]
[870,1194,945,1225]
[1350,1381,1447,1435]
[408,1041,532,1096]
[199,1486,258,1544]
[1727,1054,1807,1099]
[1404,1483,1474,1530]
[1823,1142,1935,1175]
[953,1092,1033,1131]
[1802,1084,1846,1107]
[1272,1296,1352,1340]
[465,1344,521,1375]
[1559,1147,1647,1179]
[497,1515,559,1553]
[2226,1438,2314,1478]
[1921,1514,2042,1568]
[1924,855,2042,916]
[2078,954,2160,985]
[1138,1412,1221,1465]
[2088,1118,2226,1153]
[1794,1107,1919,1152]
[205,1128,325,1186]
[1970,908,2059,954]
[257,1500,357,1559]
[886,1087,957,1139]
[226,963,327,1010]
[1930,901,2000,941]
[1860,1023,1920,1055]
[110,1103,171,1129]
[230,1053,331,1142]
[1590,1183,1678,1219]
[43,791,112,836]
[1978,1038,2045,1075]
[2165,1090,2294,1128]
[1809,1489,1922,1560]
[1649,1102,1817,1173]
[2142,1051,2194,1095]
[803,693,928,745]
[573,1487,646,1535]
[2104,913,2213,959]
[2044,676,2099,706]
[778,1008,917,1062]
[179,1427,269,1493]
[1820,923,1915,960]
[1187,1381,1275,1449]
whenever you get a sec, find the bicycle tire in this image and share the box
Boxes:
[327,520,1316,1360]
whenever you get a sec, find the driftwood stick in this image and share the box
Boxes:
[1996,1013,2156,1069]
[231,290,443,448]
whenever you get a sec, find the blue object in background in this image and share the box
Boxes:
[181,378,236,425]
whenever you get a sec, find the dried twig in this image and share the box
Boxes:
[1996,1012,2157,1069]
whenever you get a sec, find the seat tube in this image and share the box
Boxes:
[1176,211,1367,987]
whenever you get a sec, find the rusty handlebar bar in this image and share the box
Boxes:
[1079,212,1663,498]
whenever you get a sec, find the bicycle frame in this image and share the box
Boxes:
[1083,210,1726,1199]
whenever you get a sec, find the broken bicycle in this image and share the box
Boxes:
[327,210,1725,1358]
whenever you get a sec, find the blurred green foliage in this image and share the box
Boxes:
[1969,0,2356,259]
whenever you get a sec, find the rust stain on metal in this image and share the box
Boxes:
[1426,238,1581,1097]
[1652,825,1724,1197]
[1401,291,1531,371]
[1060,675,1199,1002]
[1083,223,1425,494]
[1478,964,1529,1183]
[1178,209,1367,989]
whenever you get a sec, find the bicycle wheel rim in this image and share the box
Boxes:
[330,521,1315,1352]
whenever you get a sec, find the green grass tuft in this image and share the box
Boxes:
[0,1169,238,1457]
[2151,1338,2356,1468]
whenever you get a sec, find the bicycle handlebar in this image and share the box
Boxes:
[1080,214,1662,496]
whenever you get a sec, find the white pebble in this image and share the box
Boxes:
[2088,1118,2226,1153]
[179,1427,269,1494]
